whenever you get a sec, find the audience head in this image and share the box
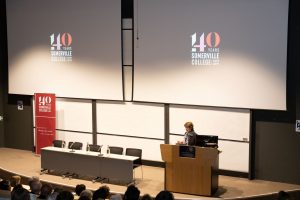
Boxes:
[28,176,42,194]
[56,190,74,200]
[80,196,92,200]
[110,194,122,200]
[11,185,30,200]
[80,189,93,200]
[93,185,110,200]
[75,184,86,196]
[39,183,53,199]
[141,194,153,200]
[0,179,11,191]
[278,191,291,200]
[124,185,140,200]
[10,175,21,187]
[155,190,174,200]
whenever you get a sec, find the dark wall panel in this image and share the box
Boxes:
[252,0,300,184]
[0,68,4,147]
[295,0,300,122]
[255,121,300,184]
[289,0,300,123]
[4,95,33,151]
[0,0,7,147]
[0,71,4,147]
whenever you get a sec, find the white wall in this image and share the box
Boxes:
[97,101,164,139]
[169,105,250,141]
[56,98,92,132]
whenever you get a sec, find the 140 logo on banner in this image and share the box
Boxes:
[38,96,52,112]
[50,33,73,62]
[191,32,221,66]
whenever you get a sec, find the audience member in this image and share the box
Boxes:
[80,189,93,200]
[11,184,22,192]
[11,184,30,200]
[155,190,174,200]
[278,191,291,200]
[47,187,63,200]
[74,184,86,199]
[93,185,110,200]
[10,175,21,188]
[56,190,74,200]
[38,183,53,199]
[28,176,42,200]
[0,179,11,191]
[141,194,153,200]
[79,196,92,200]
[123,185,140,200]
[0,179,11,199]
[109,194,122,200]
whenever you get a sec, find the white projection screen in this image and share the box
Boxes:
[134,0,289,110]
[7,0,123,100]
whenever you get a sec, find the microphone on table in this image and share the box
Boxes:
[69,142,75,152]
[98,145,103,157]
[98,145,102,153]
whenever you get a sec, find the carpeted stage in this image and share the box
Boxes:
[0,148,299,200]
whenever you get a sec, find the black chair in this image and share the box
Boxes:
[108,146,124,155]
[125,148,143,180]
[68,142,83,150]
[87,144,102,153]
[52,140,65,148]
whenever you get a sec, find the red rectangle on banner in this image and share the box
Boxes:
[35,93,56,154]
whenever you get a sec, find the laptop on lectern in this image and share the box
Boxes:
[195,135,218,148]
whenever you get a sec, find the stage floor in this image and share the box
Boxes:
[0,148,299,199]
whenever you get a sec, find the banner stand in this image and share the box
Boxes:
[34,93,56,155]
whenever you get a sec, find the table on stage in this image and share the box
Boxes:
[41,146,138,184]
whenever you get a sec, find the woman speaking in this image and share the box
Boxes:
[177,121,197,146]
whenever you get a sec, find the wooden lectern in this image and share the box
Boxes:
[160,144,219,196]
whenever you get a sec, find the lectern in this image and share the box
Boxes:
[160,144,219,196]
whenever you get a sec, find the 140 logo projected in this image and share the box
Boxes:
[50,33,72,62]
[191,32,220,66]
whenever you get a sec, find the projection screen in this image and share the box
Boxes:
[7,0,123,100]
[133,0,289,110]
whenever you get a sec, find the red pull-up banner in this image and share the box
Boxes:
[34,93,56,154]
